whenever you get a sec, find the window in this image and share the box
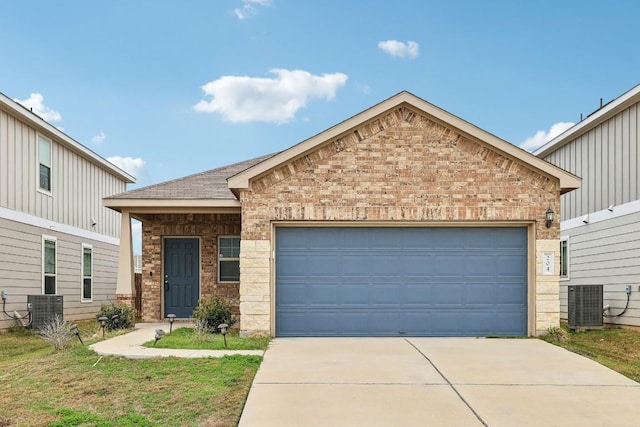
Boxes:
[38,135,52,192]
[43,236,56,294]
[560,237,569,279]
[218,236,240,282]
[82,244,93,301]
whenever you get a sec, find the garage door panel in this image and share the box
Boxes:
[277,254,306,277]
[340,312,371,335]
[495,284,527,304]
[342,255,371,275]
[369,228,402,249]
[277,283,307,306]
[341,284,370,305]
[276,227,528,337]
[369,312,402,335]
[307,283,339,305]
[372,255,403,275]
[402,284,434,304]
[496,256,528,276]
[371,283,401,305]
[307,255,341,276]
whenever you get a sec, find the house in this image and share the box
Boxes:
[0,92,135,330]
[104,91,580,337]
[535,84,640,328]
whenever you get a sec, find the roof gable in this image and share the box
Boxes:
[534,83,640,157]
[0,91,135,183]
[228,91,580,194]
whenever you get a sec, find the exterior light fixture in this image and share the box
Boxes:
[154,329,165,346]
[70,323,84,344]
[218,323,229,348]
[545,207,554,229]
[98,316,108,338]
[167,313,177,333]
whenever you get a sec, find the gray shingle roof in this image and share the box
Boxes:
[106,153,276,200]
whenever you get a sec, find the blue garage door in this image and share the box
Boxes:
[276,227,528,337]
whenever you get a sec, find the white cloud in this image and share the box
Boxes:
[519,122,575,152]
[91,131,106,145]
[107,156,146,178]
[14,93,62,123]
[234,0,271,20]
[194,68,348,124]
[378,40,420,59]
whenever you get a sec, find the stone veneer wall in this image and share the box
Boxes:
[140,213,241,321]
[239,106,562,336]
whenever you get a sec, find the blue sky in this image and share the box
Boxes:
[2,1,639,251]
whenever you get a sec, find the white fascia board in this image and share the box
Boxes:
[561,199,640,231]
[228,91,580,192]
[102,198,242,213]
[0,207,119,246]
[535,83,640,157]
[0,92,135,184]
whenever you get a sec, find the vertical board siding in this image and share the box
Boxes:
[0,107,126,237]
[0,218,118,330]
[545,102,640,220]
[559,211,640,328]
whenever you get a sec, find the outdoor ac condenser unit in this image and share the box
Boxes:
[567,285,603,330]
[27,295,63,330]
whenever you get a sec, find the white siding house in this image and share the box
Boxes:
[535,84,640,328]
[0,92,135,330]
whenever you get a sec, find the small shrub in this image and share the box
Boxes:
[96,303,134,331]
[192,296,235,333]
[39,315,74,350]
[193,318,210,342]
[546,326,569,343]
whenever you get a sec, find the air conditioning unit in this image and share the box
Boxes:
[568,285,603,330]
[27,295,63,330]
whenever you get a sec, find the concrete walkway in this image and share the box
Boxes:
[89,323,264,359]
[239,337,640,427]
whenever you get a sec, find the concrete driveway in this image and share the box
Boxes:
[239,338,640,427]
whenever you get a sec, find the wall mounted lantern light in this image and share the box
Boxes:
[545,207,554,229]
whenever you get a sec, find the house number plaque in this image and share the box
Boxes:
[542,252,554,275]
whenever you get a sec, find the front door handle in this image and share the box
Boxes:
[164,275,169,291]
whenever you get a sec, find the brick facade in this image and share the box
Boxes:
[239,106,561,335]
[140,213,241,321]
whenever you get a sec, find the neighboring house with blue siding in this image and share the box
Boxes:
[0,92,135,330]
[535,84,640,328]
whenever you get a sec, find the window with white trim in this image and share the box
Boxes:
[38,135,52,192]
[218,236,240,282]
[43,236,56,294]
[82,244,93,301]
[560,237,569,279]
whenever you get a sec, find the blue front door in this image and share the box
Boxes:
[164,238,200,318]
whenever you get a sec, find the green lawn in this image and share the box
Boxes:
[143,326,271,350]
[540,323,640,383]
[0,323,261,427]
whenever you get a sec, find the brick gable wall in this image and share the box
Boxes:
[241,107,559,239]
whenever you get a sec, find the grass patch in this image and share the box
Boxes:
[142,327,270,350]
[540,322,640,383]
[0,325,261,426]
